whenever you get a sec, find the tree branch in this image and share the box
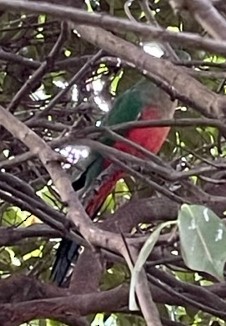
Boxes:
[1,0,226,55]
[182,0,226,40]
[0,100,161,323]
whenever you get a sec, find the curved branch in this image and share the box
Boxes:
[183,0,226,40]
[1,0,226,55]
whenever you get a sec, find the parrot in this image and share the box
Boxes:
[51,77,176,285]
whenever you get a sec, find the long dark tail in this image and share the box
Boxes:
[51,169,88,285]
[51,239,80,285]
[51,166,122,286]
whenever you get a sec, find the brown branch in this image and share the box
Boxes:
[77,117,226,136]
[26,119,69,131]
[0,274,68,304]
[103,197,179,232]
[1,116,226,171]
[0,178,96,249]
[148,267,226,312]
[0,134,70,169]
[147,270,226,320]
[1,2,226,121]
[109,156,185,203]
[183,0,226,40]
[0,172,64,220]
[1,1,226,55]
[75,24,226,121]
[69,196,179,294]
[1,268,226,325]
[0,286,127,326]
[0,225,61,246]
[7,21,68,113]
[71,138,175,180]
[1,272,198,325]
[0,188,65,233]
[70,171,226,297]
[0,274,127,326]
[28,49,103,121]
[72,138,226,189]
[0,47,91,70]
[0,103,159,323]
[139,0,179,61]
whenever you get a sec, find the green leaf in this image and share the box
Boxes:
[0,248,13,271]
[2,207,25,226]
[38,187,61,210]
[178,204,226,281]
[129,220,176,310]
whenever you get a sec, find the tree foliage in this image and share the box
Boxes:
[0,0,226,325]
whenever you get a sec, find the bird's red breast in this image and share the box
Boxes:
[86,106,170,216]
[114,106,170,156]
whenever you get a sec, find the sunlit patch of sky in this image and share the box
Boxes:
[92,78,104,93]
[94,95,109,112]
[59,145,90,167]
[72,84,79,101]
[87,77,109,112]
[142,42,164,58]
[62,78,109,161]
[33,76,109,162]
[91,313,117,326]
[32,84,47,101]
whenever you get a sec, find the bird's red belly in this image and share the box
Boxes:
[87,107,171,215]
[114,126,170,156]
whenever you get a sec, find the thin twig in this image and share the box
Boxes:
[7,21,68,113]
[29,49,104,121]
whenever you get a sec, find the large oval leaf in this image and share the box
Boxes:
[178,204,226,281]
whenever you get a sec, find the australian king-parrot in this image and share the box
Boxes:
[51,77,176,285]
